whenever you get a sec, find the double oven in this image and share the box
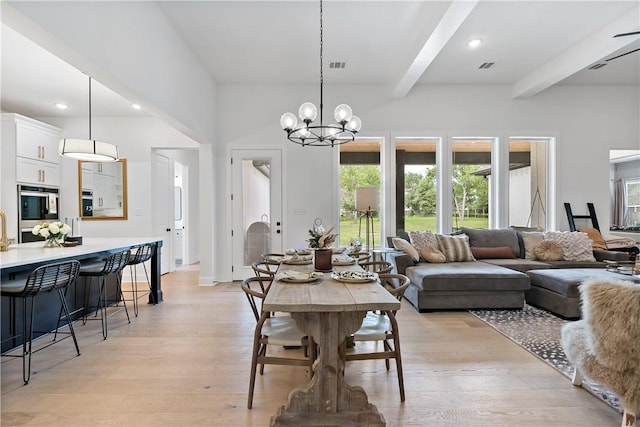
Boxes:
[18,185,60,243]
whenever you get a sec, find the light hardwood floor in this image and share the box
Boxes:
[1,266,623,427]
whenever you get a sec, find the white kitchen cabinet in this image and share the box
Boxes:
[16,157,61,187]
[15,121,61,164]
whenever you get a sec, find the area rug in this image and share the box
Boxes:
[469,304,621,412]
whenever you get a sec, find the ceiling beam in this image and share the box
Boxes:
[512,6,640,99]
[391,0,479,99]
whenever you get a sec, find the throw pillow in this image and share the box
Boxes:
[436,234,475,262]
[409,230,439,253]
[544,231,596,262]
[534,240,563,261]
[578,227,608,251]
[520,231,544,260]
[460,227,521,258]
[392,237,419,262]
[470,246,516,260]
[420,245,446,263]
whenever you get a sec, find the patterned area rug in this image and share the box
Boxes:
[469,304,621,412]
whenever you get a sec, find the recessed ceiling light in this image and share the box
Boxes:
[468,38,483,48]
[131,103,141,110]
[55,103,68,110]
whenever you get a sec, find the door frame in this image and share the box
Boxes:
[229,147,285,280]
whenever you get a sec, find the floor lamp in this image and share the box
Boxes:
[356,187,378,253]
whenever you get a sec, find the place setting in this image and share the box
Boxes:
[281,253,313,265]
[331,253,356,266]
[330,269,377,283]
[275,270,323,283]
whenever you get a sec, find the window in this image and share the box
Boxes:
[339,139,381,248]
[625,178,640,227]
[508,138,548,230]
[451,138,491,230]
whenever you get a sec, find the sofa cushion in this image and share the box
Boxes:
[460,227,521,258]
[392,237,419,262]
[520,231,544,260]
[534,240,564,261]
[409,230,439,252]
[544,231,596,262]
[420,245,446,263]
[527,268,640,299]
[471,246,516,260]
[481,258,552,273]
[436,234,475,262]
[405,261,530,292]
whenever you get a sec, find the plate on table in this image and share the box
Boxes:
[277,272,322,283]
[332,257,355,266]
[282,258,312,265]
[331,270,377,283]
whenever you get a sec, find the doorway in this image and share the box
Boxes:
[231,149,283,280]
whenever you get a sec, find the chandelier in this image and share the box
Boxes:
[279,0,362,147]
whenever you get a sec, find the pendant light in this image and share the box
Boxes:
[58,76,119,162]
[280,0,362,147]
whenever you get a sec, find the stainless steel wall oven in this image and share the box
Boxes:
[18,185,60,243]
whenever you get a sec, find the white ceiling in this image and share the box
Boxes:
[1,1,639,120]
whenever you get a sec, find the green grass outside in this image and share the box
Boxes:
[338,215,488,246]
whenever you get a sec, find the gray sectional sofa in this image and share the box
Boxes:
[389,228,633,318]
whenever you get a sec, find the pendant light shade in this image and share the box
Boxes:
[58,76,119,162]
[58,138,119,161]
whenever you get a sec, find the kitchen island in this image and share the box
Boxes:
[1,237,163,352]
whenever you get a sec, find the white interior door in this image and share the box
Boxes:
[231,149,283,280]
[153,152,174,274]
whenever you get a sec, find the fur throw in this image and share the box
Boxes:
[560,278,640,414]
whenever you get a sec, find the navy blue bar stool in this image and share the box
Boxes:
[1,260,81,384]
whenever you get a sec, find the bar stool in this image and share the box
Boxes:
[80,250,130,339]
[1,260,81,384]
[125,243,156,316]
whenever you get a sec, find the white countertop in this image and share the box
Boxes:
[0,237,162,269]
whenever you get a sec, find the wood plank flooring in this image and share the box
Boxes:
[1,266,623,426]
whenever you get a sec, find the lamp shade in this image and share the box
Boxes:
[355,187,378,212]
[58,138,119,162]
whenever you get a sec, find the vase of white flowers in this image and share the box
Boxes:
[32,221,71,248]
[308,218,337,272]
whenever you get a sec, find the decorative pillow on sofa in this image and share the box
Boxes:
[470,246,516,260]
[420,245,446,263]
[544,231,596,262]
[520,231,544,260]
[436,234,475,262]
[460,227,521,258]
[534,240,563,261]
[577,227,608,251]
[392,237,419,262]
[409,230,439,252]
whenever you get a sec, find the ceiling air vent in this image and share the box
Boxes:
[478,62,494,69]
[588,63,607,70]
[329,62,346,69]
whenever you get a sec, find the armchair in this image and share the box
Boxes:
[560,278,640,427]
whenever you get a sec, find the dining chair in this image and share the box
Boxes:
[349,252,372,263]
[241,276,316,409]
[1,260,81,384]
[344,273,409,401]
[261,252,285,265]
[358,260,393,274]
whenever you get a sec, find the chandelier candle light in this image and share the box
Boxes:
[280,0,362,147]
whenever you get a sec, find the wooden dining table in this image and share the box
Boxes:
[264,260,401,427]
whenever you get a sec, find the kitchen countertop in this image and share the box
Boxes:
[0,237,163,270]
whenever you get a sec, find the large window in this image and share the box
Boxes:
[625,178,640,227]
[339,139,381,248]
[395,138,439,233]
[508,138,548,230]
[452,138,491,230]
